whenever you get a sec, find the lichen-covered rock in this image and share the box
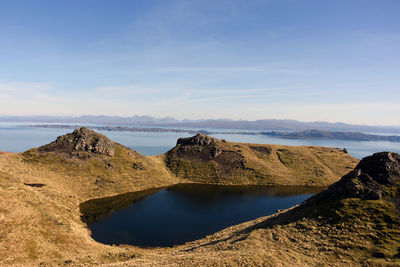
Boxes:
[39,127,115,156]
[306,152,400,204]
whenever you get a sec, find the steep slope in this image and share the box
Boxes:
[165,133,358,186]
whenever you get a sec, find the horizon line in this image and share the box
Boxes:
[0,114,399,128]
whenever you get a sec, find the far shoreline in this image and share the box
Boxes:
[27,124,400,143]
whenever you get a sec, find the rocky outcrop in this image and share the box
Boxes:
[174,134,223,158]
[306,152,400,204]
[177,134,220,146]
[39,127,115,156]
[165,133,358,185]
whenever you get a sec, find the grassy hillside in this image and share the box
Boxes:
[0,129,180,265]
[0,128,365,266]
[110,152,400,266]
[21,143,179,200]
[165,134,358,186]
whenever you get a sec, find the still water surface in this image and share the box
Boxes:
[81,184,324,247]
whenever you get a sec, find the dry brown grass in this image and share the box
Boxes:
[0,134,368,266]
[0,145,179,266]
[166,141,358,186]
[104,197,400,267]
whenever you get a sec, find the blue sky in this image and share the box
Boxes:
[0,0,399,125]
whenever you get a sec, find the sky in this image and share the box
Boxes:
[0,0,399,125]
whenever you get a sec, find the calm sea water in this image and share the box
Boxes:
[81,184,323,247]
[1,123,400,159]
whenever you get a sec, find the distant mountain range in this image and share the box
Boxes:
[1,115,400,134]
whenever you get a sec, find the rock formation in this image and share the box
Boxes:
[306,152,400,204]
[175,134,223,158]
[176,134,220,146]
[165,133,358,185]
[39,127,115,156]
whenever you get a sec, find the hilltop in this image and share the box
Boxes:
[165,133,357,185]
[0,128,361,265]
[39,127,116,157]
[20,127,180,200]
[17,129,358,187]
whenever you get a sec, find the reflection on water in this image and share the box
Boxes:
[80,184,325,247]
[80,187,164,224]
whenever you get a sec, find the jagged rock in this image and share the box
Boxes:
[177,134,218,146]
[211,146,222,157]
[306,152,400,204]
[39,127,115,157]
[175,134,223,159]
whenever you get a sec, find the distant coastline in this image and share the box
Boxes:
[28,124,400,143]
[1,115,400,134]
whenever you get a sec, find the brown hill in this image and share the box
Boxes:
[0,129,365,266]
[21,128,179,200]
[165,133,358,186]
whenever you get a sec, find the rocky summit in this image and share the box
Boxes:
[306,152,400,204]
[39,127,115,156]
[176,133,220,146]
[166,133,357,185]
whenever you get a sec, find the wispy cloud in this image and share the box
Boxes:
[140,66,306,74]
[0,81,50,94]
[95,85,163,95]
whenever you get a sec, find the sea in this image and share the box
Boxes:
[1,122,400,159]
